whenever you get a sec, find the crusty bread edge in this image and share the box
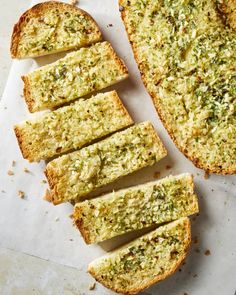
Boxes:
[119,2,235,175]
[21,75,36,113]
[73,207,92,244]
[14,125,33,162]
[44,166,62,205]
[10,1,103,59]
[88,218,191,294]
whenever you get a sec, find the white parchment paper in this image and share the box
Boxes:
[0,1,235,294]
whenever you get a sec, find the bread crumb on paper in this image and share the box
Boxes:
[70,0,78,5]
[24,167,30,173]
[12,160,16,167]
[89,282,96,290]
[55,217,60,222]
[204,249,211,256]
[204,171,209,179]
[42,179,47,184]
[18,190,25,199]
[7,170,14,176]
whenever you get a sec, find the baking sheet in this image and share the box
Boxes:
[0,0,236,294]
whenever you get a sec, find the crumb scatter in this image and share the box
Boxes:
[205,249,211,256]
[18,190,25,199]
[89,282,96,290]
[7,170,14,176]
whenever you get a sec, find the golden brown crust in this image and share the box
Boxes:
[10,1,102,59]
[88,218,191,294]
[73,208,92,244]
[119,2,235,175]
[14,125,30,161]
[44,166,61,205]
[21,75,35,113]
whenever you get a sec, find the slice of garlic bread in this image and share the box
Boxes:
[73,173,198,244]
[119,0,236,174]
[45,122,167,205]
[22,41,128,112]
[11,1,102,59]
[88,217,191,295]
[14,91,133,162]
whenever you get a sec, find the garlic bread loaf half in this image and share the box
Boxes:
[73,173,198,244]
[11,1,102,59]
[45,122,167,204]
[88,217,191,294]
[14,91,133,162]
[120,0,236,174]
[22,41,128,112]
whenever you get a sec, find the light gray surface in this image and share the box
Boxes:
[0,0,29,98]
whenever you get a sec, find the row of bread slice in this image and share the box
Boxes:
[75,174,198,294]
[12,3,198,293]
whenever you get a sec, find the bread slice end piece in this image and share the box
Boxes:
[88,217,191,294]
[10,1,102,59]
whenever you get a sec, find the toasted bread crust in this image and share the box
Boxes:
[21,75,35,113]
[11,1,102,59]
[44,168,61,205]
[119,1,236,175]
[14,125,29,160]
[88,218,191,294]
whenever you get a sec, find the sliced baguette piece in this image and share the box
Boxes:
[45,121,167,205]
[14,91,133,162]
[22,41,128,112]
[73,173,198,244]
[11,1,102,59]
[88,217,191,295]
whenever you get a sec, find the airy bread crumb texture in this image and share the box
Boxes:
[45,121,167,204]
[11,1,102,59]
[88,217,191,295]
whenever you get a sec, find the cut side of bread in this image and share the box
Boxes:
[22,41,129,112]
[14,91,133,162]
[45,121,167,205]
[73,173,198,244]
[88,217,191,295]
[119,0,236,174]
[11,1,102,59]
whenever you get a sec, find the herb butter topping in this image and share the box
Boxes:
[120,0,236,173]
[12,2,102,58]
[74,173,198,244]
[88,217,190,292]
[45,122,167,203]
[23,41,128,112]
[15,91,133,162]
